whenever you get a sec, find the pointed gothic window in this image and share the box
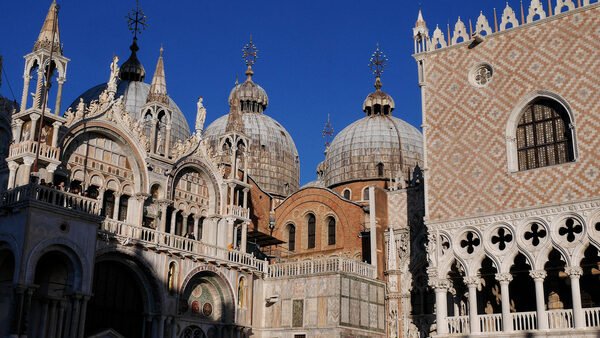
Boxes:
[307,214,316,249]
[516,99,574,171]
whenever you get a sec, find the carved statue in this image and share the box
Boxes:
[108,55,119,94]
[195,96,206,133]
[75,98,85,118]
[388,307,398,338]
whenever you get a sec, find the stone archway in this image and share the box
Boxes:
[179,268,235,327]
[86,253,160,338]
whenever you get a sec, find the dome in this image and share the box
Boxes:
[362,77,395,116]
[69,80,190,143]
[323,114,423,187]
[228,79,269,111]
[204,112,300,198]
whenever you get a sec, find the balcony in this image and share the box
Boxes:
[2,183,101,215]
[227,205,249,219]
[99,219,268,272]
[267,256,377,279]
[8,140,60,162]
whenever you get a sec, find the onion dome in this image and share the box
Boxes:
[119,38,146,82]
[204,37,299,198]
[322,46,423,187]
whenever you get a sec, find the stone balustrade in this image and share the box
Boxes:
[442,308,600,336]
[227,205,249,219]
[267,256,376,279]
[8,140,59,161]
[2,183,101,215]
[99,219,267,272]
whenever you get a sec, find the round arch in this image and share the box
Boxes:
[505,91,578,172]
[179,266,236,323]
[168,158,223,214]
[60,121,150,193]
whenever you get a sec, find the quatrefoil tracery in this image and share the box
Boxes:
[558,217,583,243]
[460,231,481,254]
[524,222,547,247]
[491,227,513,251]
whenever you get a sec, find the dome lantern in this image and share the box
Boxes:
[228,36,269,113]
[362,45,395,116]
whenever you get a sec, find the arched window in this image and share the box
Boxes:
[342,189,351,200]
[516,99,574,170]
[288,224,296,252]
[327,216,336,246]
[363,187,370,201]
[307,214,316,249]
[377,162,384,177]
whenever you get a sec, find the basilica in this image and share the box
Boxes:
[0,1,598,338]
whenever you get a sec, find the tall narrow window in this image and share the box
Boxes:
[516,99,574,171]
[307,214,316,249]
[288,224,296,252]
[327,217,336,245]
[363,187,370,201]
[342,189,351,199]
[377,162,384,177]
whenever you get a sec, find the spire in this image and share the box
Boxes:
[147,47,169,104]
[34,0,62,55]
[387,228,398,271]
[242,35,258,81]
[369,44,387,92]
[416,9,426,27]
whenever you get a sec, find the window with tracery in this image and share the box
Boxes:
[307,214,316,249]
[516,99,573,171]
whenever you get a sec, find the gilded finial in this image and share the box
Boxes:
[369,44,388,90]
[322,113,334,150]
[159,44,164,56]
[127,0,147,39]
[242,35,258,79]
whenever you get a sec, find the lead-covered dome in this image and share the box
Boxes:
[323,63,423,187]
[69,81,190,144]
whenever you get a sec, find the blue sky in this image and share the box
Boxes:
[1,0,508,184]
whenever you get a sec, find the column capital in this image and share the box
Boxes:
[226,217,236,225]
[495,273,513,284]
[29,113,41,121]
[463,276,480,287]
[134,192,150,202]
[529,269,547,281]
[8,161,19,171]
[565,266,583,278]
[429,278,450,290]
[52,121,62,128]
[13,118,24,126]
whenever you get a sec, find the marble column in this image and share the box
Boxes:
[7,161,18,190]
[9,286,25,336]
[157,315,166,338]
[193,217,199,239]
[170,210,177,235]
[12,119,23,143]
[433,279,450,335]
[34,69,44,108]
[530,270,548,330]
[113,193,121,220]
[495,273,513,332]
[464,276,480,334]
[54,78,65,115]
[566,266,584,329]
[159,201,169,233]
[164,126,172,156]
[241,221,248,253]
[69,294,82,338]
[181,213,189,236]
[21,75,31,110]
[29,114,40,141]
[226,218,235,248]
[51,121,61,147]
[77,296,90,338]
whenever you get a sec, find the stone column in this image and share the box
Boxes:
[46,163,58,187]
[113,193,121,220]
[241,221,248,253]
[169,316,177,338]
[170,210,177,235]
[77,296,90,338]
[157,315,166,338]
[181,213,189,236]
[47,300,58,338]
[496,273,513,332]
[22,157,34,185]
[242,188,249,209]
[433,279,450,334]
[7,161,19,189]
[226,218,235,248]
[530,270,548,330]
[55,301,66,338]
[368,186,377,269]
[12,119,24,143]
[9,286,25,336]
[464,276,480,334]
[135,193,148,227]
[566,266,584,329]
[193,217,199,239]
[29,114,40,141]
[54,78,65,115]
[164,125,172,156]
[51,121,61,147]
[21,75,31,110]
[150,118,158,153]
[159,201,169,233]
[34,69,44,108]
[69,294,82,338]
